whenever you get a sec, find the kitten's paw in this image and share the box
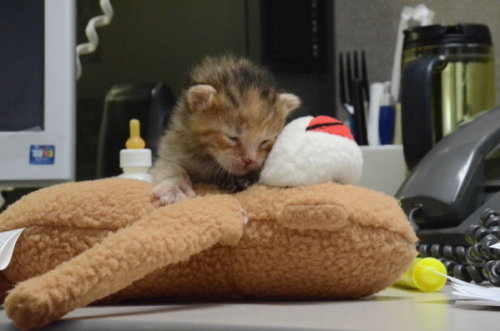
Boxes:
[152,180,196,205]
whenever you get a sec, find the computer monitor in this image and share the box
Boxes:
[0,0,76,188]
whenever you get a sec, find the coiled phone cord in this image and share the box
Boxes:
[416,208,500,285]
[76,0,114,80]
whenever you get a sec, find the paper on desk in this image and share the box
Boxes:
[422,264,500,303]
[448,276,500,302]
[489,242,500,250]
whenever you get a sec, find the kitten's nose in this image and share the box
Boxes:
[242,157,254,166]
[241,145,257,167]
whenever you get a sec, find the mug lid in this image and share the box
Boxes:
[403,23,492,48]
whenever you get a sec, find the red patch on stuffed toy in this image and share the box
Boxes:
[306,116,354,141]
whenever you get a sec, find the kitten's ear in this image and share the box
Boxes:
[187,84,217,111]
[277,93,301,117]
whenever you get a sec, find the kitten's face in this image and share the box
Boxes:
[206,121,280,176]
[188,86,299,176]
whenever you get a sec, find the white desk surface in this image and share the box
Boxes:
[1,285,499,330]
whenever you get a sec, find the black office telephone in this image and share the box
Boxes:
[396,106,500,285]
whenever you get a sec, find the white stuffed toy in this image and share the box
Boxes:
[260,115,363,187]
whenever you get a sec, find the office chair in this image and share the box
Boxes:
[96,82,175,178]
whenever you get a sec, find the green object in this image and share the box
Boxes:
[393,257,447,292]
[402,24,495,141]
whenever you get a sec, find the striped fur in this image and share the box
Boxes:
[151,55,300,203]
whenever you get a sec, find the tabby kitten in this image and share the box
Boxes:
[151,55,300,204]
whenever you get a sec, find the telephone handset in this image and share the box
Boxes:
[396,106,500,284]
[396,106,500,244]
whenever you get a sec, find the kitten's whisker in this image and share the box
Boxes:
[208,159,228,184]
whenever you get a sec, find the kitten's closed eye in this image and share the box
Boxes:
[260,139,273,148]
[223,133,273,150]
[224,133,239,145]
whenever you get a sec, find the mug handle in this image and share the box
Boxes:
[401,56,446,170]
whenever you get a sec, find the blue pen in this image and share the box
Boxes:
[378,88,395,145]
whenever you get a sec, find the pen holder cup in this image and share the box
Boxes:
[358,145,406,196]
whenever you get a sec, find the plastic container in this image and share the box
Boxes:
[118,119,152,183]
[393,257,447,292]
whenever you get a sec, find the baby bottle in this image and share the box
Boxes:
[118,119,152,182]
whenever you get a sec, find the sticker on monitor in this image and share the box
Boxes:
[29,145,55,165]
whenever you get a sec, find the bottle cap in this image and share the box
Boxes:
[120,149,152,168]
[393,257,447,292]
[412,257,447,292]
[403,24,492,49]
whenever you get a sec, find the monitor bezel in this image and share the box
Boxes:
[0,0,76,188]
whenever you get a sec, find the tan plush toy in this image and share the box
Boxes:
[0,116,417,330]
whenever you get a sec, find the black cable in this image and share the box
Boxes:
[416,206,500,285]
